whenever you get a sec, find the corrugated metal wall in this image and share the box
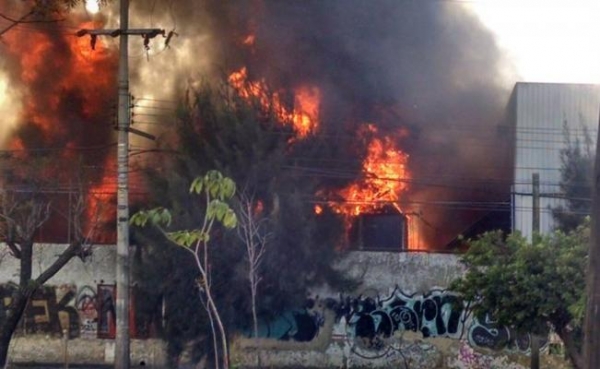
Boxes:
[512,82,600,239]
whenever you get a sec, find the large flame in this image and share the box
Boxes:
[228,64,420,249]
[228,67,320,138]
[5,21,113,145]
[316,124,423,249]
[329,124,410,216]
[2,18,118,242]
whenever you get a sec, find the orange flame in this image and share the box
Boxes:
[327,124,410,216]
[228,67,320,137]
[242,34,256,46]
[85,156,117,242]
[4,19,118,243]
[5,21,113,137]
[316,124,424,249]
[254,199,264,215]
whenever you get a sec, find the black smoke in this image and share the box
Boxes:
[205,1,514,248]
[0,0,515,247]
[126,0,517,248]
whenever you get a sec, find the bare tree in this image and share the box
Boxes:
[0,0,106,37]
[235,192,270,368]
[0,156,101,367]
[236,193,270,341]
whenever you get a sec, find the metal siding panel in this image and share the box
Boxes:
[512,83,600,238]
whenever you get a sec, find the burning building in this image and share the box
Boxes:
[0,0,518,250]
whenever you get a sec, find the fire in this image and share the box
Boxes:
[2,18,118,243]
[254,200,264,215]
[86,157,117,242]
[228,65,418,248]
[228,67,320,137]
[327,124,410,216]
[290,86,320,137]
[242,34,256,46]
[316,123,422,249]
[4,20,114,137]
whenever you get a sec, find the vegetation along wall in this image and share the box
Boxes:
[0,245,569,368]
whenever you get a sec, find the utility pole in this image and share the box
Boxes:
[530,172,540,369]
[115,0,130,367]
[532,173,539,234]
[77,1,163,368]
[583,109,600,369]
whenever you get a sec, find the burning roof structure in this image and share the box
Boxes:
[0,0,516,249]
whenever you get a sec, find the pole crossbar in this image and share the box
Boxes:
[76,28,165,37]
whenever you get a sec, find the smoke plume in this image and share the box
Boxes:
[0,0,517,248]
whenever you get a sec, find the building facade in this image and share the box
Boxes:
[512,82,600,238]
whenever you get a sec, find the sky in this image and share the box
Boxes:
[466,0,600,84]
[72,0,600,86]
[81,0,600,85]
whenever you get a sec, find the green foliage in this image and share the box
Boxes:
[168,230,206,247]
[130,171,237,248]
[451,222,588,366]
[132,79,355,361]
[552,123,594,232]
[207,200,237,229]
[131,171,238,367]
[191,170,237,201]
[130,207,172,228]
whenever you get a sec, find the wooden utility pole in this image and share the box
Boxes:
[583,110,600,369]
[77,1,162,368]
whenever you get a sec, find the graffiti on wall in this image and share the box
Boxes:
[0,283,153,339]
[467,315,546,353]
[0,283,116,339]
[0,284,84,338]
[332,288,466,350]
[250,287,547,357]
[250,299,325,341]
[97,284,116,338]
[76,285,98,338]
[332,287,546,355]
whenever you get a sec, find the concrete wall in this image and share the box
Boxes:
[0,244,119,342]
[232,251,569,369]
[334,251,464,294]
[0,243,116,286]
[0,246,570,368]
[0,244,169,367]
[7,336,166,367]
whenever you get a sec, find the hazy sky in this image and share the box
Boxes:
[467,0,600,84]
[85,0,600,85]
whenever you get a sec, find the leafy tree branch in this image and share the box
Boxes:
[131,170,238,369]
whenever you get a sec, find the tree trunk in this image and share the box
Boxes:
[530,335,540,369]
[19,242,33,283]
[0,291,29,367]
[203,294,219,369]
[206,293,228,369]
[251,284,261,368]
[556,325,584,369]
[0,241,34,367]
[0,241,81,367]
